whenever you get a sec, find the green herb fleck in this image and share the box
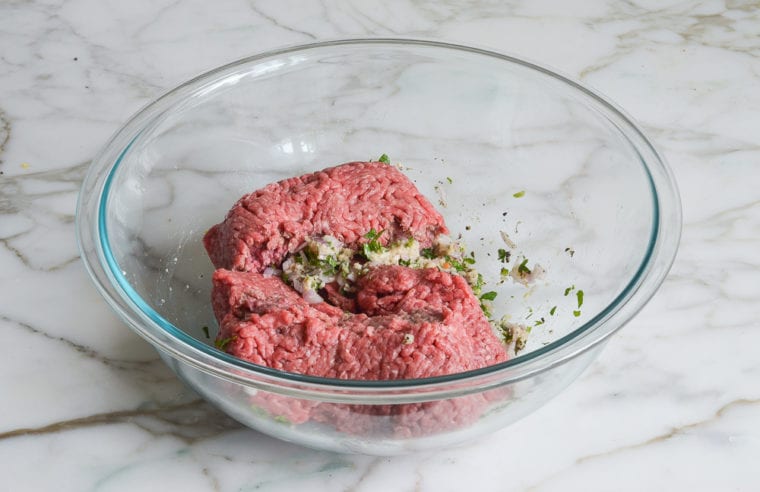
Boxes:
[399,258,411,267]
[475,273,485,290]
[421,247,436,259]
[573,310,581,317]
[362,229,385,258]
[513,190,526,198]
[501,325,514,344]
[378,154,390,164]
[321,255,339,274]
[215,335,237,351]
[576,289,584,308]
[517,258,531,274]
[500,267,510,277]
[564,285,575,296]
[201,326,210,339]
[251,405,269,418]
[480,291,498,301]
[497,248,510,263]
[549,306,557,316]
[446,176,453,184]
[274,415,291,424]
[534,317,545,326]
[303,246,319,265]
[446,256,468,272]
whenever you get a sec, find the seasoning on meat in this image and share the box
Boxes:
[204,161,448,273]
[205,160,508,378]
[203,160,513,436]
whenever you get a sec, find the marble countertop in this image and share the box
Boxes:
[2,1,759,490]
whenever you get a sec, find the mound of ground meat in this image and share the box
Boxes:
[204,161,509,437]
[212,266,506,379]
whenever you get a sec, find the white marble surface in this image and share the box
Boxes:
[1,0,759,490]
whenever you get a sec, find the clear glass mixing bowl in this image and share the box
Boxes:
[76,39,681,455]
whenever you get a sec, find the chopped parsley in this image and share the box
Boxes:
[549,306,557,316]
[362,228,385,258]
[303,245,318,263]
[513,190,526,198]
[215,335,237,350]
[573,310,581,317]
[497,248,510,263]
[480,291,498,301]
[500,267,509,277]
[446,255,469,272]
[517,258,531,275]
[473,273,485,292]
[324,254,338,271]
[576,289,584,308]
[498,318,528,352]
[274,415,291,424]
[474,277,495,317]
[446,176,453,184]
[564,285,575,296]
[378,154,390,164]
[201,326,210,339]
[420,247,436,259]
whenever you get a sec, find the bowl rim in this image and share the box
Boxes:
[76,37,682,398]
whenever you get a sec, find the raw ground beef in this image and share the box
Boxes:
[253,388,508,439]
[204,161,448,272]
[212,266,507,379]
[204,161,510,437]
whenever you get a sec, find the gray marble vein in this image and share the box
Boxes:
[1,0,759,490]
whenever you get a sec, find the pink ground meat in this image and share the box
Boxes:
[204,161,510,437]
[204,161,448,272]
[212,266,507,380]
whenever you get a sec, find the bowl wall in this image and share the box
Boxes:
[77,40,680,453]
[162,345,602,454]
[106,42,655,351]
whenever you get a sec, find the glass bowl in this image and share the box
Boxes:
[76,39,681,455]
